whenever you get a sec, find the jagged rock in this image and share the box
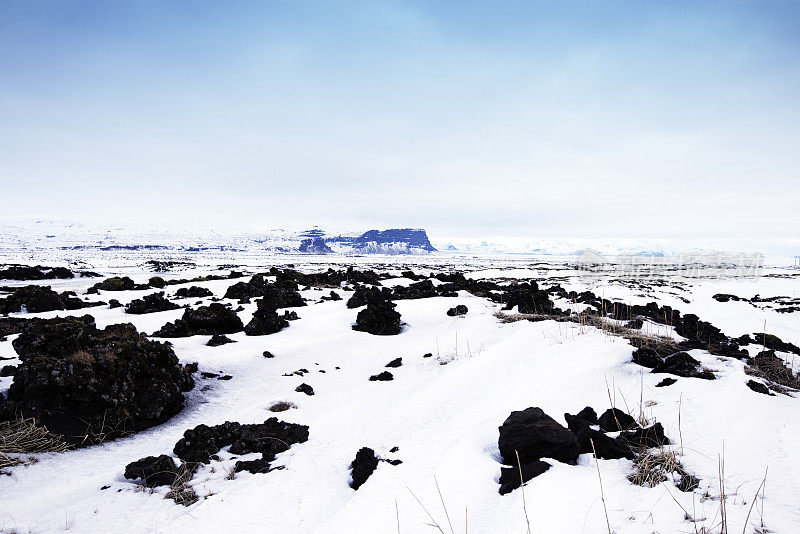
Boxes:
[235,457,273,474]
[224,275,306,307]
[262,351,275,358]
[124,455,181,487]
[207,334,236,347]
[597,408,638,432]
[109,299,122,309]
[498,460,551,495]
[446,305,468,317]
[0,265,74,280]
[87,277,137,293]
[616,423,669,449]
[245,298,290,336]
[369,371,393,381]
[495,282,557,315]
[498,407,579,465]
[125,292,181,315]
[347,286,393,309]
[385,357,402,368]
[655,377,677,387]
[0,365,16,377]
[148,277,166,289]
[153,303,244,337]
[565,415,634,460]
[0,285,101,315]
[175,286,213,298]
[349,447,379,490]
[746,380,771,395]
[632,347,662,368]
[295,383,314,396]
[6,316,194,446]
[353,301,402,336]
[392,280,439,300]
[173,418,309,466]
[653,352,714,379]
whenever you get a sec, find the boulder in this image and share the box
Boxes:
[632,347,662,368]
[616,423,669,450]
[175,286,213,298]
[295,383,314,396]
[124,455,181,487]
[498,460,551,495]
[597,408,638,432]
[353,301,402,336]
[369,371,393,381]
[653,352,714,379]
[6,316,194,445]
[350,447,379,490]
[153,303,244,337]
[446,305,468,317]
[385,358,402,368]
[498,407,579,465]
[125,292,181,315]
[207,334,236,347]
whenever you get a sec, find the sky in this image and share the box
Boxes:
[1,0,799,243]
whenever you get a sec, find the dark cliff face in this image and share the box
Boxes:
[353,229,437,252]
[298,238,334,254]
[296,228,437,254]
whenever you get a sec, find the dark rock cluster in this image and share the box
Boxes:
[0,285,102,315]
[497,406,670,495]
[172,418,309,472]
[353,300,402,336]
[153,303,244,337]
[447,304,468,316]
[175,286,213,298]
[4,315,194,445]
[125,292,181,315]
[0,265,78,280]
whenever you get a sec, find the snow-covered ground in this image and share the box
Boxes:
[1,253,798,533]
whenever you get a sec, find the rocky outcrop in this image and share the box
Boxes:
[353,300,402,336]
[153,303,244,337]
[349,447,379,490]
[175,286,213,298]
[125,292,181,315]
[5,316,194,445]
[0,285,101,315]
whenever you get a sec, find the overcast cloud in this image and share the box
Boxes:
[1,1,799,242]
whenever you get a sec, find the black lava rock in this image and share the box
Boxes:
[175,286,213,298]
[746,380,771,395]
[597,408,638,432]
[124,455,181,487]
[369,371,393,381]
[350,447,379,490]
[7,316,194,446]
[295,383,314,396]
[173,418,309,465]
[498,407,580,465]
[125,292,181,315]
[0,285,100,315]
[353,301,402,336]
[616,423,669,450]
[498,459,551,495]
[0,265,74,281]
[446,305,468,317]
[207,334,236,347]
[244,298,290,336]
[653,352,714,380]
[655,377,677,387]
[87,277,137,293]
[385,358,402,368]
[153,303,244,337]
[632,347,662,369]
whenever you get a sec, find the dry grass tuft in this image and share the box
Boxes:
[68,350,95,365]
[165,462,199,506]
[0,417,69,471]
[746,352,800,391]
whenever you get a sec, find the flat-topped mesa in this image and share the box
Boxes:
[299,228,437,255]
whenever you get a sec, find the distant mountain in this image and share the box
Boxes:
[0,221,437,256]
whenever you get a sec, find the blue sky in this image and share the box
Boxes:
[1,1,799,241]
